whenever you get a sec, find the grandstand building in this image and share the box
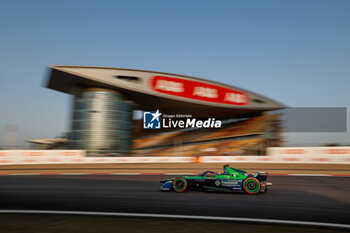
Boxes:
[46,65,285,156]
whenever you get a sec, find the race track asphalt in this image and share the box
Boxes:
[0,175,349,224]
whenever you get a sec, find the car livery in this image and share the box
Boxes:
[160,164,272,194]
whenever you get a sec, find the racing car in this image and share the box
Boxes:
[160,164,272,194]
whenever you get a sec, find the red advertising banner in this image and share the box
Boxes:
[150,76,249,105]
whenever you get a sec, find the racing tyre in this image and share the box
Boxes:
[243,177,260,195]
[173,177,188,193]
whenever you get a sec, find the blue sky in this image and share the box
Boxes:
[0,0,349,147]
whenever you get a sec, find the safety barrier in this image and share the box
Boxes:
[0,148,349,165]
[198,155,350,163]
[267,147,350,156]
[0,150,195,164]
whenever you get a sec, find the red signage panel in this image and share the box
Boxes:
[150,76,249,105]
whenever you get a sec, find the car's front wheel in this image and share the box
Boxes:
[243,177,260,194]
[173,177,188,193]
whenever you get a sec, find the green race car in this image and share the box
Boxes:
[160,164,272,194]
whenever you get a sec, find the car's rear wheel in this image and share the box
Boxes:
[173,177,188,193]
[243,177,260,194]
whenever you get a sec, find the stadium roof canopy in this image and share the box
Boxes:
[46,65,285,118]
[26,138,67,145]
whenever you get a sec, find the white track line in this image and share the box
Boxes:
[0,210,348,229]
[288,174,331,176]
[110,173,142,175]
[0,173,349,177]
[162,173,197,175]
[10,173,41,176]
[58,173,91,175]
[270,174,350,177]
